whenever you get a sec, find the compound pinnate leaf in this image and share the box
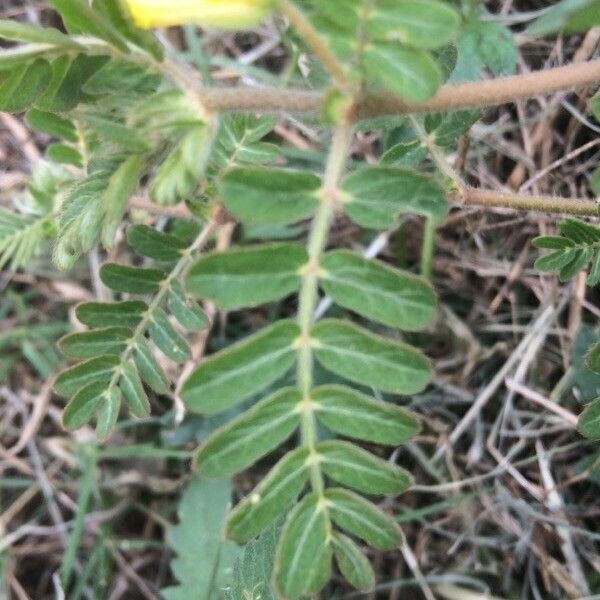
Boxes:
[127,225,186,262]
[325,488,403,550]
[75,301,147,328]
[226,447,310,544]
[220,167,321,225]
[168,281,209,331]
[187,243,308,310]
[313,385,420,445]
[62,381,107,430]
[134,338,169,393]
[274,492,332,599]
[148,307,191,362]
[317,440,412,495]
[343,166,447,229]
[321,250,437,330]
[58,327,132,359]
[55,355,120,398]
[119,360,150,418]
[196,388,302,478]
[312,320,431,395]
[182,320,300,414]
[95,386,121,440]
[100,263,164,294]
[579,398,600,440]
[332,532,375,592]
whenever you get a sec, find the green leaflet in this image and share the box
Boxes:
[526,0,600,36]
[313,385,419,445]
[226,447,310,544]
[148,308,191,362]
[63,381,107,429]
[168,281,210,331]
[134,337,169,394]
[579,398,600,440]
[187,243,308,310]
[75,301,147,328]
[368,0,460,49]
[58,327,131,359]
[119,360,150,418]
[26,109,78,142]
[321,250,437,330]
[331,533,375,592]
[0,19,82,49]
[342,166,448,229]
[55,355,120,398]
[274,492,332,599]
[587,343,600,374]
[0,59,52,113]
[196,388,302,477]
[182,320,300,414]
[100,263,165,294]
[325,488,403,550]
[317,440,412,495]
[95,387,121,440]
[220,167,321,225]
[363,43,442,103]
[46,144,83,168]
[312,320,431,394]
[127,225,186,262]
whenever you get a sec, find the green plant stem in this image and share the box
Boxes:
[297,124,353,494]
[420,218,436,280]
[280,0,348,87]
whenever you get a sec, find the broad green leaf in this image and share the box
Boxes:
[168,281,209,331]
[187,243,308,310]
[317,440,412,495]
[274,492,332,599]
[587,343,600,375]
[134,338,169,393]
[26,109,78,142]
[0,59,52,113]
[127,225,186,262]
[163,477,241,600]
[343,166,447,229]
[226,447,310,543]
[321,250,437,330]
[0,19,82,49]
[95,387,121,440]
[312,320,431,394]
[363,43,441,103]
[58,327,131,359]
[148,308,191,362]
[579,398,600,440]
[63,381,106,429]
[119,360,150,418]
[313,385,420,445]
[55,355,119,398]
[182,321,300,414]
[76,301,147,329]
[332,533,375,592]
[325,488,403,550]
[220,167,321,225]
[100,263,164,294]
[196,388,302,477]
[368,0,460,49]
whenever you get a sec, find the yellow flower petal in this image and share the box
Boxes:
[122,0,276,29]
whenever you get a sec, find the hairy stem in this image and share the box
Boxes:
[297,124,353,494]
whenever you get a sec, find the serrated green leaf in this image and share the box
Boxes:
[63,381,107,429]
[196,388,302,477]
[325,488,403,550]
[187,243,308,310]
[579,398,600,440]
[312,320,431,394]
[76,301,147,329]
[332,532,375,592]
[100,263,164,294]
[220,167,321,225]
[363,43,442,103]
[274,492,332,599]
[317,440,412,495]
[313,385,420,445]
[0,59,52,113]
[134,337,169,393]
[119,360,150,418]
[55,355,119,398]
[127,225,186,262]
[26,109,78,142]
[148,308,191,362]
[168,281,209,331]
[321,250,436,330]
[343,166,447,229]
[226,447,310,544]
[95,386,121,440]
[182,321,300,414]
[59,327,131,359]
